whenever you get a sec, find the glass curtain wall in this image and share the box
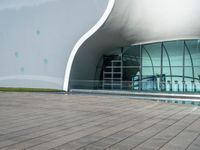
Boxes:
[101,39,200,93]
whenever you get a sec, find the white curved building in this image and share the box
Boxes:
[1,0,200,93]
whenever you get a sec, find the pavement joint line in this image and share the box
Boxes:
[0,111,86,130]
[83,106,189,150]
[0,102,138,130]
[0,112,52,126]
[185,132,200,150]
[0,108,80,123]
[129,113,200,150]
[157,116,200,150]
[0,112,113,148]
[72,107,183,150]
[103,107,191,150]
[32,103,179,150]
[0,111,93,141]
[0,101,166,149]
[0,111,81,132]
[22,103,172,150]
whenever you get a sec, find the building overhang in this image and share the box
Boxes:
[64,0,200,91]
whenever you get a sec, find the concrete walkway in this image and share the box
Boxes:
[0,92,199,150]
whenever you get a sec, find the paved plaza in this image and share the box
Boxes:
[0,92,200,150]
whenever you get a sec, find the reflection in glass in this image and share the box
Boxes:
[71,39,200,93]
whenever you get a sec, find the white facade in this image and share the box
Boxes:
[1,0,200,91]
[0,0,108,90]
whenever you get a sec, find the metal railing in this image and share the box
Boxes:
[70,79,200,93]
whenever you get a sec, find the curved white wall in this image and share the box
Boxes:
[0,0,109,89]
[63,0,115,91]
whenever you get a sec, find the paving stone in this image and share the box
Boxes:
[0,92,197,150]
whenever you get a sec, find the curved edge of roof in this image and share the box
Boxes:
[63,0,115,91]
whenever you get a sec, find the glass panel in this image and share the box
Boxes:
[71,39,200,94]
